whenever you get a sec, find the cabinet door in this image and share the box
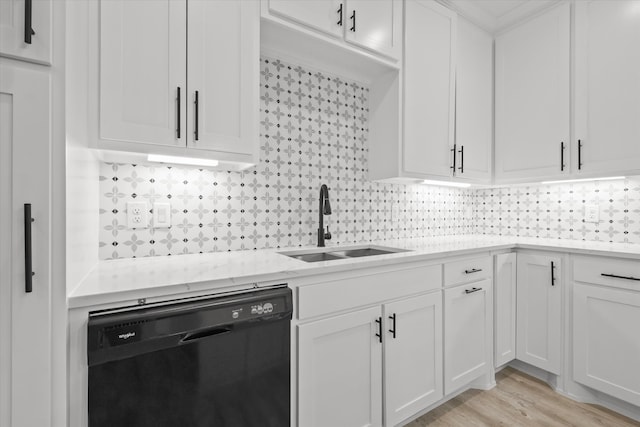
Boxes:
[384,292,443,427]
[444,279,490,395]
[266,0,344,39]
[298,306,383,427]
[187,0,259,157]
[495,4,570,183]
[455,17,492,183]
[403,0,456,178]
[0,0,51,64]
[495,253,517,368]
[344,0,402,60]
[99,0,186,147]
[516,253,562,374]
[0,64,52,427]
[574,283,640,406]
[574,1,640,176]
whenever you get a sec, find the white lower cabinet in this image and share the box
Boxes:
[298,305,383,427]
[384,292,443,426]
[574,283,640,406]
[494,253,517,368]
[444,279,491,395]
[516,253,562,374]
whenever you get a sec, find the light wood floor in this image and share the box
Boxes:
[406,367,640,427]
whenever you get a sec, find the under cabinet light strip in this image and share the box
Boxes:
[542,176,625,185]
[147,154,219,167]
[421,180,471,188]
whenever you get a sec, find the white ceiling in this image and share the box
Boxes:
[442,0,561,34]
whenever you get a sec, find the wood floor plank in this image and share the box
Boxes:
[405,367,640,427]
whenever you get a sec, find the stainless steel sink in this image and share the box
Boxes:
[286,252,346,263]
[280,245,409,263]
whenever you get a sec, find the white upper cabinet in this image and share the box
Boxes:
[97,0,259,168]
[100,0,187,147]
[495,3,570,183]
[0,0,51,64]
[574,0,640,177]
[266,0,344,38]
[403,0,456,179]
[455,17,492,183]
[344,0,402,60]
[516,253,562,375]
[187,0,259,157]
[263,0,402,61]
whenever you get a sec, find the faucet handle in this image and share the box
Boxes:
[324,226,332,240]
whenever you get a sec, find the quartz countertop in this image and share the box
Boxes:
[68,235,640,309]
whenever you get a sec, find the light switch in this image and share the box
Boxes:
[153,202,171,228]
[584,204,600,223]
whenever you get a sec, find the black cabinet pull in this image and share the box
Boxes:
[194,90,199,141]
[450,144,456,174]
[24,204,34,293]
[388,313,396,339]
[578,139,583,170]
[551,261,556,286]
[561,141,565,171]
[176,87,181,139]
[457,145,464,174]
[337,4,343,26]
[375,317,382,343]
[24,0,35,44]
[601,273,640,282]
[465,268,482,274]
[465,287,482,294]
[350,10,356,32]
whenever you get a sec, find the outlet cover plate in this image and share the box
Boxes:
[127,201,149,229]
[584,204,600,223]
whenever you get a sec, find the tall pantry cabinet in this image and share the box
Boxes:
[1,0,61,425]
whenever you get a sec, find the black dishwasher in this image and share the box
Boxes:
[87,285,292,427]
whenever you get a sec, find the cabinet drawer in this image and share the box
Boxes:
[298,264,442,320]
[573,256,640,291]
[444,256,492,287]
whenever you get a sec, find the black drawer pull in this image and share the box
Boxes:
[465,268,482,274]
[375,317,382,343]
[465,287,482,294]
[24,204,35,293]
[551,261,556,286]
[388,313,396,339]
[337,3,343,26]
[350,10,356,32]
[24,0,35,44]
[601,273,640,282]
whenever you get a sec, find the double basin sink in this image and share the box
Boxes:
[280,245,409,263]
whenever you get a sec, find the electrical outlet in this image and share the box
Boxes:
[584,204,600,223]
[153,202,171,228]
[127,201,149,229]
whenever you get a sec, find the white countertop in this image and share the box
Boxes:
[68,235,640,309]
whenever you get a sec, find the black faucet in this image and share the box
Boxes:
[318,184,332,247]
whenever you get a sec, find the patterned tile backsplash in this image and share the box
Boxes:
[98,57,640,260]
[98,57,474,260]
[473,178,640,244]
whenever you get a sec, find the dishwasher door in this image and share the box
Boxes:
[87,286,293,427]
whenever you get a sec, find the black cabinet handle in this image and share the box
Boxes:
[24,0,36,44]
[375,317,382,343]
[561,142,565,171]
[465,287,482,294]
[458,145,464,174]
[450,144,456,174]
[350,10,356,32]
[194,90,199,141]
[388,313,396,339]
[601,273,640,282]
[24,204,34,293]
[337,4,343,26]
[176,87,181,139]
[465,268,482,274]
[578,139,583,170]
[551,261,556,286]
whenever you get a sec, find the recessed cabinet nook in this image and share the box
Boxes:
[4,1,640,427]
